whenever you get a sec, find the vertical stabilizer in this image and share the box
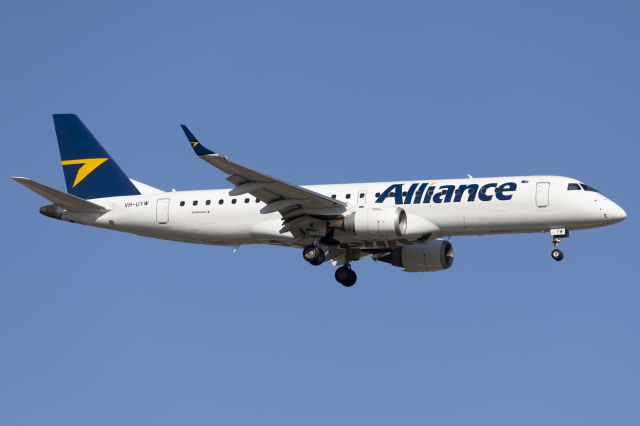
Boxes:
[53,114,140,199]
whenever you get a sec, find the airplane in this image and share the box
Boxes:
[13,114,627,287]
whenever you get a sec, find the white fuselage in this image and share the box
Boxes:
[58,175,626,248]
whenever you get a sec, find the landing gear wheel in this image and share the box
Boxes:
[303,245,323,264]
[308,250,326,266]
[551,249,564,261]
[335,266,357,287]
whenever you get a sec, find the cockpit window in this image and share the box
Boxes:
[567,183,581,191]
[580,184,599,192]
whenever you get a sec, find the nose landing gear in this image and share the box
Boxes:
[550,228,568,261]
[551,245,564,261]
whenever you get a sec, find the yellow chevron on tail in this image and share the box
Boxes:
[61,158,109,187]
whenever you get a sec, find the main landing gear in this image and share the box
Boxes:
[335,266,357,287]
[303,244,325,265]
[550,228,568,261]
[302,244,358,287]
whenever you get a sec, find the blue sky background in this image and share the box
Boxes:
[1,1,638,425]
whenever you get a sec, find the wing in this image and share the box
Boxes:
[180,125,347,238]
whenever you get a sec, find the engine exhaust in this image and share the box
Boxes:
[39,204,64,220]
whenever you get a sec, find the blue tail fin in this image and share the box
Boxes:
[53,114,140,199]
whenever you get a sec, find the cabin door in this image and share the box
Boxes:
[536,182,550,208]
[156,198,170,224]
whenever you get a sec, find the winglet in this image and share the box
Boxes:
[180,125,215,156]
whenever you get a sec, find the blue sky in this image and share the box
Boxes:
[1,1,638,425]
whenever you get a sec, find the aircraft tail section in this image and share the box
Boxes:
[53,114,140,199]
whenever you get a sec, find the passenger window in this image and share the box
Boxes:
[206,200,211,205]
[255,198,260,203]
[219,199,224,205]
[193,200,198,206]
[331,194,336,199]
[244,198,249,203]
[232,199,237,204]
[402,191,407,196]
[359,193,365,198]
[180,201,185,206]
[427,190,434,196]
[346,194,351,199]
[389,192,396,197]
[567,183,581,191]
[375,192,381,197]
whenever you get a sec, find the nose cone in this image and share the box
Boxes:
[607,201,627,223]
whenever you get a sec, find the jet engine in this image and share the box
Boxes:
[378,240,454,272]
[330,207,407,238]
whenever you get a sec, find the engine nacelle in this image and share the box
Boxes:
[341,207,407,238]
[379,240,454,272]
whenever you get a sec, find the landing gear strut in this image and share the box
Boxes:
[550,229,568,261]
[303,244,325,265]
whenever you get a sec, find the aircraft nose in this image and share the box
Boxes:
[606,201,627,223]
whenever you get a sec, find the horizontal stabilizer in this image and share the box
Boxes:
[12,177,110,213]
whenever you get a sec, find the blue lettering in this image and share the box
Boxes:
[453,184,479,202]
[496,182,517,201]
[423,186,436,203]
[376,181,517,205]
[479,183,497,201]
[432,185,455,203]
[413,182,428,204]
[375,184,404,204]
[404,183,419,204]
